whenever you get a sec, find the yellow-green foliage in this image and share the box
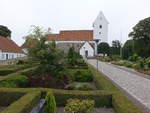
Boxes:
[45,92,57,113]
[64,98,95,113]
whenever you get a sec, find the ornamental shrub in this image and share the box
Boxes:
[128,53,139,62]
[146,57,150,68]
[64,98,95,113]
[45,92,57,113]
[74,70,93,82]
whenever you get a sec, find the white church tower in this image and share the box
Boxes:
[93,11,109,55]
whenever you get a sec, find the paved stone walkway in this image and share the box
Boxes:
[87,59,150,112]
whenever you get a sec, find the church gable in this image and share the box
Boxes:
[79,42,95,57]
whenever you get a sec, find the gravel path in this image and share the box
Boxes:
[87,59,150,113]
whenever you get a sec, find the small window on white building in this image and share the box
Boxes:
[99,25,102,28]
[99,32,101,34]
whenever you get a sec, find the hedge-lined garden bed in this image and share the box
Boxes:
[0,87,145,113]
[0,64,34,76]
[0,62,145,113]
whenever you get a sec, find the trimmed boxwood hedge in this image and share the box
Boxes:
[0,64,32,76]
[0,87,145,113]
[1,91,41,113]
[88,64,144,113]
[0,89,26,106]
[51,89,112,107]
[0,74,28,88]
[0,66,38,88]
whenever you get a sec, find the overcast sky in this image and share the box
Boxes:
[0,0,150,46]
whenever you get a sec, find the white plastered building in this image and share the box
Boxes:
[0,36,25,60]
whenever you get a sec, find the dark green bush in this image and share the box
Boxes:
[0,74,28,88]
[45,92,57,113]
[128,53,139,62]
[146,57,150,68]
[74,70,93,82]
[110,55,122,61]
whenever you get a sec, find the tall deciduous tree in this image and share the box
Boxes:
[122,40,134,59]
[129,17,150,57]
[0,25,11,38]
[97,42,110,55]
[110,40,121,55]
[25,25,65,76]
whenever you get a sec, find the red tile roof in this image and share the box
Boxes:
[48,30,93,41]
[0,36,24,53]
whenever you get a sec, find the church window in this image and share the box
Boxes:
[99,25,102,28]
[99,32,101,34]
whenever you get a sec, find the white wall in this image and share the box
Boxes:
[0,50,25,60]
[79,42,94,57]
[93,12,108,43]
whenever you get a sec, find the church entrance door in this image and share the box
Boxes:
[85,50,88,57]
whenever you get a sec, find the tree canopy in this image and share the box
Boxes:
[97,42,110,55]
[129,17,150,57]
[0,25,11,38]
[110,40,121,55]
[25,26,65,76]
[122,40,134,59]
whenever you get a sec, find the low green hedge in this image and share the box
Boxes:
[88,64,144,113]
[51,89,112,107]
[0,88,145,113]
[0,64,33,76]
[1,91,41,113]
[0,74,28,88]
[0,66,38,88]
[18,66,38,76]
[0,89,26,106]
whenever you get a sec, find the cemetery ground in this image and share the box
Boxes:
[0,57,146,113]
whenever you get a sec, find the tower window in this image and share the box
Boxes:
[99,25,102,28]
[99,32,101,34]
